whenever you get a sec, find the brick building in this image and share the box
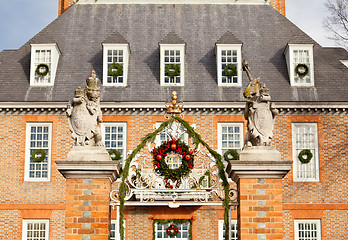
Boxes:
[0,0,347,240]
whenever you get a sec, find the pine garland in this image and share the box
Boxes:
[118,116,230,240]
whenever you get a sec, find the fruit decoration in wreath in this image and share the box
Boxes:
[152,138,195,185]
[166,223,179,237]
[31,149,47,162]
[224,64,237,77]
[108,62,123,77]
[108,149,122,161]
[298,149,312,164]
[295,63,309,78]
[35,64,50,77]
[223,149,239,161]
[165,64,180,77]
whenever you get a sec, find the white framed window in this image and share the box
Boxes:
[292,123,319,182]
[285,44,314,86]
[218,219,237,240]
[155,222,190,239]
[218,123,244,160]
[294,219,321,240]
[216,44,242,86]
[160,44,185,86]
[30,44,60,86]
[101,123,127,166]
[110,212,126,240]
[22,219,49,240]
[25,123,52,182]
[102,44,129,86]
[154,122,191,146]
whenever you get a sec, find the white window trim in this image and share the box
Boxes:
[24,122,52,182]
[160,44,185,86]
[154,222,190,240]
[101,122,127,166]
[217,122,244,155]
[111,207,126,240]
[216,44,242,87]
[218,219,237,240]
[22,219,49,240]
[154,122,194,147]
[285,44,314,86]
[292,123,319,182]
[102,44,129,87]
[30,43,60,86]
[294,219,321,240]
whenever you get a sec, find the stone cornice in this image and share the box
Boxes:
[0,102,347,115]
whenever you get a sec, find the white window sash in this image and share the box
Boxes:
[216,44,242,86]
[218,219,237,240]
[294,219,321,240]
[22,219,49,240]
[102,44,129,86]
[292,123,319,182]
[24,123,52,182]
[160,44,185,86]
[101,122,127,166]
[154,222,190,240]
[110,208,126,240]
[30,44,60,86]
[217,122,244,156]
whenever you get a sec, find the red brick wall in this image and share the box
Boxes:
[270,0,286,16]
[58,0,75,16]
[1,112,347,239]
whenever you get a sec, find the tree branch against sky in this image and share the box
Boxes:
[323,0,348,49]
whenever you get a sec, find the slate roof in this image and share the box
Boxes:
[216,31,242,45]
[0,4,347,103]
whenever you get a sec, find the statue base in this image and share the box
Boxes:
[226,146,292,182]
[56,146,121,182]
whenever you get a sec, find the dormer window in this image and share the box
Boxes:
[159,32,186,86]
[102,32,130,86]
[215,32,243,86]
[102,44,129,86]
[285,44,314,86]
[30,44,60,86]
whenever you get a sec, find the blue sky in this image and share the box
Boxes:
[0,0,338,52]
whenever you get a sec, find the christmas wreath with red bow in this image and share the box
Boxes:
[152,138,194,188]
[166,223,179,237]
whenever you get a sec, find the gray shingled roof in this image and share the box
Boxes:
[216,31,242,44]
[0,4,347,102]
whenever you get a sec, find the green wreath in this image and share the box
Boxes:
[295,63,309,78]
[224,64,237,77]
[165,64,180,77]
[166,224,179,237]
[298,149,313,164]
[152,138,194,182]
[31,149,47,162]
[35,64,50,77]
[223,149,239,161]
[108,149,122,161]
[108,62,123,77]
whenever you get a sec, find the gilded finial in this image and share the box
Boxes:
[165,91,184,114]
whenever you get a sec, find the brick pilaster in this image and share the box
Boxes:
[237,178,283,240]
[65,178,111,240]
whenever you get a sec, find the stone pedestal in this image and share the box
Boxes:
[56,146,121,240]
[226,146,292,240]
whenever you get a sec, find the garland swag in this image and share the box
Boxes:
[118,116,231,240]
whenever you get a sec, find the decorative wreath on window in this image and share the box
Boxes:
[152,138,194,183]
[223,149,239,161]
[31,149,47,162]
[166,223,179,237]
[108,149,122,161]
[224,64,237,77]
[295,63,309,78]
[108,62,123,77]
[35,64,50,77]
[298,149,313,164]
[165,64,180,77]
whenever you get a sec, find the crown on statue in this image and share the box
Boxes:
[260,84,270,95]
[86,70,100,90]
[74,86,84,97]
[165,91,184,114]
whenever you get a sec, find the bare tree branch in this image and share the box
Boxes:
[323,0,348,49]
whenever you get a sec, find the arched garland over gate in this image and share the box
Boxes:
[118,115,231,240]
